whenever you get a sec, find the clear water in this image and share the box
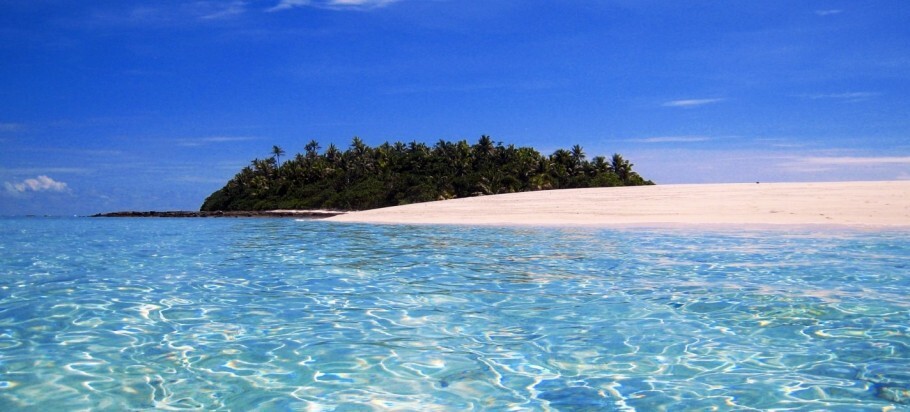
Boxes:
[1,217,909,411]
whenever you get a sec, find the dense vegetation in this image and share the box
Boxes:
[201,136,653,211]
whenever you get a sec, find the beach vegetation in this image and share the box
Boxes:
[271,145,285,166]
[201,136,653,211]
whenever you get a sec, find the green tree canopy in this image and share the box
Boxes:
[201,136,653,211]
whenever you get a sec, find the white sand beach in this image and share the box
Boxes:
[327,181,910,228]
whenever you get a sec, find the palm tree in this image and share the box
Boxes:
[571,144,586,164]
[272,145,286,165]
[304,140,320,159]
[611,153,632,184]
[325,144,341,164]
[351,137,367,155]
[549,149,574,188]
[591,156,609,173]
[475,135,495,158]
[250,158,277,182]
[569,144,587,178]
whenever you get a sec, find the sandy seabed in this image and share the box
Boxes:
[327,181,910,228]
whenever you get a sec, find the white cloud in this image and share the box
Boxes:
[631,136,712,144]
[754,138,808,149]
[776,155,910,179]
[269,0,402,11]
[200,1,247,20]
[801,156,910,166]
[662,98,725,108]
[268,0,309,11]
[4,176,69,194]
[0,167,91,175]
[815,9,843,16]
[800,92,880,102]
[174,175,233,184]
[90,2,249,26]
[0,123,24,132]
[177,136,257,147]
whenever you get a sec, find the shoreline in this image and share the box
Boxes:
[326,181,910,229]
[91,210,345,219]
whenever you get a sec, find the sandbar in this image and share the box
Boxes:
[327,181,910,228]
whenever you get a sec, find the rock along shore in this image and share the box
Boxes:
[91,210,345,219]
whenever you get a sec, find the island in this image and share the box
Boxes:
[200,136,653,212]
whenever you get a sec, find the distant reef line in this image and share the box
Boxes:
[91,210,344,218]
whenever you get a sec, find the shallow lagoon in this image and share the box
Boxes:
[1,217,908,410]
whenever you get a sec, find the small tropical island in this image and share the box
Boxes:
[200,135,653,212]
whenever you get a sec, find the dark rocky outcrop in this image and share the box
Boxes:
[91,210,344,219]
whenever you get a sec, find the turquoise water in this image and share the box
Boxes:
[1,218,909,411]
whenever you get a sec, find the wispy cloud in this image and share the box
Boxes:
[16,147,124,157]
[177,136,257,147]
[799,92,880,102]
[754,138,809,149]
[631,136,712,144]
[815,9,843,16]
[779,155,910,176]
[268,0,403,12]
[801,156,910,166]
[4,176,69,194]
[662,98,725,108]
[0,167,92,175]
[199,1,248,20]
[90,2,249,26]
[269,0,310,11]
[0,123,24,132]
[173,175,234,184]
[91,6,180,26]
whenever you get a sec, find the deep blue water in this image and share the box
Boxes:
[1,217,909,410]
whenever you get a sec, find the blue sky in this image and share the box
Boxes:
[2,0,909,215]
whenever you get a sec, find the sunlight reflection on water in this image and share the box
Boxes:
[0,218,908,410]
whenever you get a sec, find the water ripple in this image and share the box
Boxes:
[0,218,908,410]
